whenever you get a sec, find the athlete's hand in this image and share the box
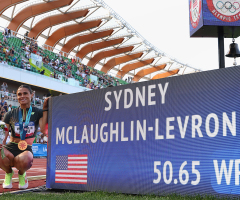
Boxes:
[2,138,6,145]
[43,97,50,110]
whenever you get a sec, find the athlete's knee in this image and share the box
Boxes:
[2,148,14,166]
[14,152,33,170]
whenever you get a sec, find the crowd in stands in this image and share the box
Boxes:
[0,27,129,90]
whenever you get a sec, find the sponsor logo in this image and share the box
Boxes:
[43,147,47,152]
[207,0,240,22]
[190,0,202,28]
[32,146,38,152]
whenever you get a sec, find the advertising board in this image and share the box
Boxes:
[190,0,240,37]
[32,144,47,157]
[47,66,240,195]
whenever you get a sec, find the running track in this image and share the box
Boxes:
[0,158,46,193]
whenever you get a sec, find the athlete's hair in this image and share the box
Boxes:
[17,85,32,94]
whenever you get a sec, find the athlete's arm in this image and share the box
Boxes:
[39,97,50,134]
[2,124,9,145]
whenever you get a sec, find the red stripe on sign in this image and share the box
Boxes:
[68,155,88,157]
[56,181,87,184]
[68,159,88,162]
[68,168,87,170]
[68,164,87,166]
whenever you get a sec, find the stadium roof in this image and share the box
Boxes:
[0,0,202,82]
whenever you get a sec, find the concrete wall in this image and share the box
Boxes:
[0,64,91,96]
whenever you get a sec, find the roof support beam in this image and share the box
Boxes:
[132,64,167,82]
[44,20,102,47]
[28,9,89,39]
[116,58,154,78]
[76,37,124,59]
[8,0,73,31]
[101,52,143,73]
[151,69,179,80]
[0,0,28,15]
[61,29,114,53]
[87,46,134,68]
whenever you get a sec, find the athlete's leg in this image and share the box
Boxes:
[14,151,33,189]
[13,151,33,175]
[0,148,14,173]
[0,148,15,189]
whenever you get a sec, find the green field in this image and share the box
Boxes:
[0,191,234,200]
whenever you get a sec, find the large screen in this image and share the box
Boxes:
[190,0,240,37]
[47,66,240,196]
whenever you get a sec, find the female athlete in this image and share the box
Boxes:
[0,85,49,189]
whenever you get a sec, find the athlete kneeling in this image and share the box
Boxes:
[0,85,49,189]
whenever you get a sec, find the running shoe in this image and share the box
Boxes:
[2,169,14,189]
[18,172,28,189]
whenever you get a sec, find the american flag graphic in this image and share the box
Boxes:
[193,0,198,8]
[55,155,88,184]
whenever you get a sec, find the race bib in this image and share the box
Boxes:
[15,122,35,137]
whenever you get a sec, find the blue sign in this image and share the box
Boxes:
[32,143,47,157]
[190,0,240,37]
[47,66,240,196]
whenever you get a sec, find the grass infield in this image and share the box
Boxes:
[0,191,234,200]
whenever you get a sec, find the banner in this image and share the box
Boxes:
[90,75,98,84]
[190,0,240,37]
[32,143,47,157]
[47,66,240,196]
[30,53,42,68]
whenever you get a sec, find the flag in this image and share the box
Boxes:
[55,155,88,184]
[193,0,198,8]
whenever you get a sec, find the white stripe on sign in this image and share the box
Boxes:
[68,166,87,169]
[68,157,88,160]
[68,161,88,164]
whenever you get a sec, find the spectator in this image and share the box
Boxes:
[35,96,41,105]
[0,111,4,120]
[24,31,29,38]
[40,69,45,75]
[8,104,12,112]
[21,60,26,69]
[3,102,8,112]
[4,90,9,99]
[10,47,14,56]
[5,47,9,56]
[36,127,42,143]
[1,82,8,92]
[7,29,11,38]
[26,63,31,71]
[44,134,48,143]
[4,27,8,36]
[12,57,17,63]
[11,90,17,101]
[40,134,47,144]
[32,90,35,103]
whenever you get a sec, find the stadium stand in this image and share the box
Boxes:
[0,28,129,90]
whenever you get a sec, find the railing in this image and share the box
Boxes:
[83,14,110,22]
[68,4,97,12]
